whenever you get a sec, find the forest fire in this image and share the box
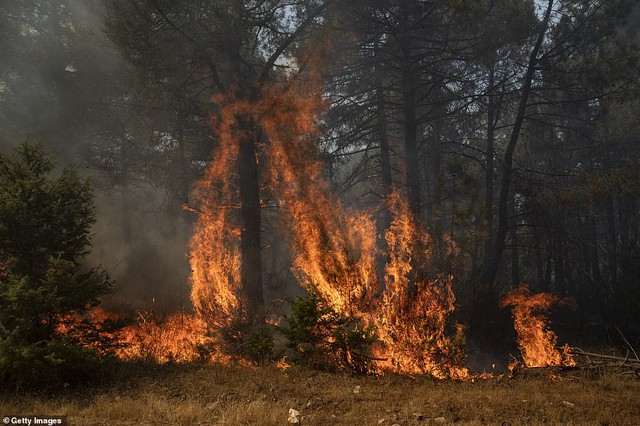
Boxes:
[184,73,469,378]
[502,285,575,369]
[188,94,244,332]
[372,194,467,379]
[55,77,574,380]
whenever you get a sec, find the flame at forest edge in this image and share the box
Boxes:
[501,285,575,369]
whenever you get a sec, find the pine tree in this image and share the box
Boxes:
[0,140,112,384]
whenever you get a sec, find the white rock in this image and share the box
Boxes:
[354,385,361,394]
[562,400,575,408]
[288,408,301,424]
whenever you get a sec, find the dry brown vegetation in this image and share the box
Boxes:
[1,364,639,425]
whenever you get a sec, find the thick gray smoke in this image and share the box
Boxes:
[0,0,192,312]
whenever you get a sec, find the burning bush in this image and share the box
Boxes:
[115,311,215,364]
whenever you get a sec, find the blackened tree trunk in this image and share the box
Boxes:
[485,65,496,256]
[400,0,421,218]
[375,36,392,208]
[177,112,190,224]
[510,195,519,288]
[606,195,618,284]
[238,119,264,323]
[426,83,444,236]
[374,31,393,285]
[120,136,132,244]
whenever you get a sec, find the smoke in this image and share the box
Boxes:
[0,1,193,312]
[88,192,192,313]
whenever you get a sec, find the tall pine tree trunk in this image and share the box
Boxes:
[481,0,554,288]
[120,136,132,245]
[485,65,496,256]
[238,118,264,323]
[400,0,421,218]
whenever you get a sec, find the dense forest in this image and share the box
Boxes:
[2,0,640,378]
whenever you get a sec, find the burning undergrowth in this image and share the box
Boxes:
[502,285,575,370]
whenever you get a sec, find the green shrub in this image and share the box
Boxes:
[220,318,275,364]
[278,293,375,373]
[0,141,113,385]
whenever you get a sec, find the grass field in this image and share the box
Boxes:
[1,363,639,425]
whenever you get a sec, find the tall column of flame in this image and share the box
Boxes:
[260,80,378,317]
[257,78,467,378]
[373,193,468,379]
[189,96,249,330]
[501,285,575,368]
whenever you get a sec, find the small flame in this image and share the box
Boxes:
[501,285,575,369]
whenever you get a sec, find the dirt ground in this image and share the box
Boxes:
[1,363,639,425]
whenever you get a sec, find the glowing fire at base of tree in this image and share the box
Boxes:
[501,285,575,369]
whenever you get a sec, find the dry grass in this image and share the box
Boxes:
[1,364,639,425]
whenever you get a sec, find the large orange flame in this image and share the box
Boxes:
[189,95,247,330]
[261,79,379,318]
[57,309,215,364]
[372,193,468,379]
[116,312,214,364]
[502,285,575,368]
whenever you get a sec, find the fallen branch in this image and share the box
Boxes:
[568,348,640,366]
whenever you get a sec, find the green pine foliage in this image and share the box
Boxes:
[0,140,113,385]
[219,318,275,365]
[279,293,375,373]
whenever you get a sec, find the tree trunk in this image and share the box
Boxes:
[605,195,618,284]
[374,34,392,218]
[485,65,496,256]
[480,0,554,288]
[177,111,191,225]
[510,196,519,288]
[238,118,265,324]
[120,136,132,244]
[374,31,393,287]
[400,0,421,218]
[427,83,444,235]
[553,212,566,292]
